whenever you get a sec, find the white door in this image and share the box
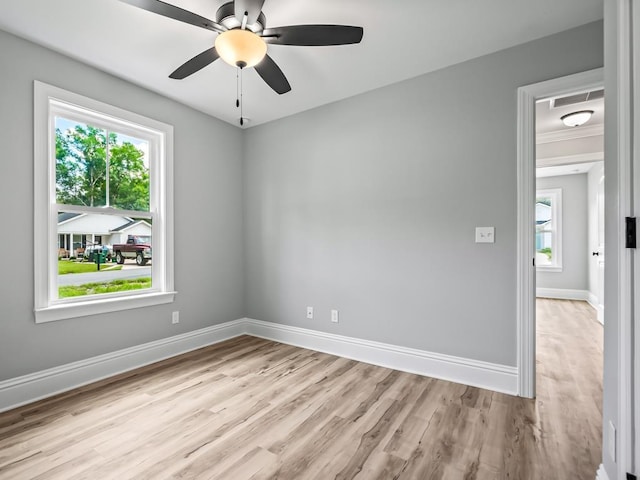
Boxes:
[596,174,605,323]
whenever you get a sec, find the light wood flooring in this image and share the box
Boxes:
[0,299,602,479]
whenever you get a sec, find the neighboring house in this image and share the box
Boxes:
[57,213,152,257]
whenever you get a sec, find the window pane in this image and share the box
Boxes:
[108,132,150,211]
[55,117,108,207]
[55,118,150,212]
[57,211,153,299]
[535,196,553,265]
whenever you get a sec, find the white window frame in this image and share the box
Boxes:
[34,81,175,323]
[535,188,563,272]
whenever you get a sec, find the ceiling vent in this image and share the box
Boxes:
[551,89,604,109]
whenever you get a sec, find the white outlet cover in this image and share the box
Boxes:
[475,227,495,243]
[331,309,339,323]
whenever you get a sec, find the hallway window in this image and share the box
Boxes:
[535,188,562,272]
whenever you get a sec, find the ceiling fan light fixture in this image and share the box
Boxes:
[215,29,267,68]
[560,110,594,127]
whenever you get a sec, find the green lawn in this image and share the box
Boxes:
[59,277,152,298]
[538,247,552,259]
[58,260,122,275]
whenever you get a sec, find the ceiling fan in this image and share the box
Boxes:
[119,0,364,97]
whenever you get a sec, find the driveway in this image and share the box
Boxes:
[58,265,152,286]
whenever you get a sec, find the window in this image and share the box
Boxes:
[535,188,562,272]
[34,81,174,322]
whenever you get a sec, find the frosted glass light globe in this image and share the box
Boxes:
[215,29,267,68]
[561,110,593,127]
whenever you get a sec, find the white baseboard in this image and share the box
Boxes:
[0,319,245,413]
[587,292,599,310]
[245,319,518,396]
[536,287,590,301]
[0,317,521,412]
[586,292,606,325]
[595,464,610,480]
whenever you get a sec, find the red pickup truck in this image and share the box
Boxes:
[113,235,152,266]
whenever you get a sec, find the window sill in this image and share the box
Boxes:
[536,266,563,273]
[35,291,176,323]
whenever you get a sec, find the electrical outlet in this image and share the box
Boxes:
[306,306,314,319]
[331,309,339,323]
[172,311,180,324]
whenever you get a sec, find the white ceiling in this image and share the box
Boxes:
[535,92,604,177]
[536,162,598,178]
[0,0,603,128]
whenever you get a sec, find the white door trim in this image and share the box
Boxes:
[621,0,639,475]
[634,0,640,472]
[516,68,604,399]
[607,0,636,477]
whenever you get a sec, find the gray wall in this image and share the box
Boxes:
[0,30,245,381]
[536,174,589,290]
[244,21,604,367]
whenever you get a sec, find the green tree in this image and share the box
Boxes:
[55,124,149,211]
[108,137,149,211]
[73,125,107,207]
[55,128,82,204]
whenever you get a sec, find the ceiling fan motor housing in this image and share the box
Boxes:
[216,2,266,33]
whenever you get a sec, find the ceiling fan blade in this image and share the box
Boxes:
[234,0,265,25]
[169,47,220,79]
[262,25,364,46]
[254,55,291,94]
[118,0,225,33]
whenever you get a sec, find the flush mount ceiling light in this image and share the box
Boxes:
[560,110,594,127]
[119,0,364,126]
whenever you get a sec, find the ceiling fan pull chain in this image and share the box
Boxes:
[236,67,240,108]
[240,66,244,126]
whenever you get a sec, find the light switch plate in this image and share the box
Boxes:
[475,227,495,243]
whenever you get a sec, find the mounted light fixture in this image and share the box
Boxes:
[560,110,594,127]
[215,29,267,69]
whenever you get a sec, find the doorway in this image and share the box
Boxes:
[534,89,604,320]
[532,89,605,443]
[515,68,607,478]
[516,68,603,398]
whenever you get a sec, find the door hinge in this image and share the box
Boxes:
[625,217,636,248]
